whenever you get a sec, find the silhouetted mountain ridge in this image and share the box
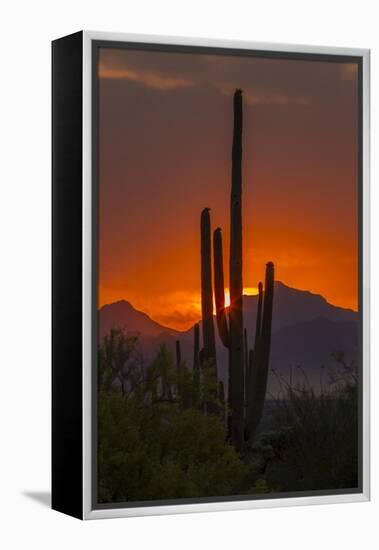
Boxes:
[268,281,356,332]
[99,299,180,339]
[98,282,358,394]
[99,281,357,339]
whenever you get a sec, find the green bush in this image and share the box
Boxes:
[258,355,358,492]
[98,330,358,501]
[98,329,250,503]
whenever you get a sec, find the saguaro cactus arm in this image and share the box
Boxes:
[200,208,217,364]
[213,227,229,348]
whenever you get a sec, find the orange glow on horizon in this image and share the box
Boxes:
[98,286,262,332]
[98,49,359,333]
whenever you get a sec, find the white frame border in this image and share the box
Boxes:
[82,31,370,520]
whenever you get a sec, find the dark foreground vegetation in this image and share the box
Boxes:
[98,329,358,503]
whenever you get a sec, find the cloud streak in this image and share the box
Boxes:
[99,62,193,90]
[99,58,313,107]
[98,52,318,107]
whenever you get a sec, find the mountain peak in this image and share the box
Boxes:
[101,299,133,311]
[99,299,179,339]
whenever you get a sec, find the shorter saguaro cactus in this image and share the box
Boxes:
[245,262,275,442]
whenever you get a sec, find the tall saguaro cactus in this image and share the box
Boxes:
[212,90,244,448]
[210,89,275,448]
[228,89,244,450]
[245,262,275,442]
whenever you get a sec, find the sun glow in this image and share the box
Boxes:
[243,287,259,296]
[216,287,258,310]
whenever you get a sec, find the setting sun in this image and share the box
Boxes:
[216,287,258,310]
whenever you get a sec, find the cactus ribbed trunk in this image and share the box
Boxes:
[200,208,217,365]
[245,263,275,442]
[229,89,244,450]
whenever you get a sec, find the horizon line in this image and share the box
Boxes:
[98,279,358,333]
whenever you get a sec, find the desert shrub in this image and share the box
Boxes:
[97,329,250,503]
[258,354,358,492]
[98,330,358,500]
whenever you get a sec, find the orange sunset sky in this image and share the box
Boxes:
[97,47,359,331]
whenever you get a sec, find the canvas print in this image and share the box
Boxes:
[95,45,361,506]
